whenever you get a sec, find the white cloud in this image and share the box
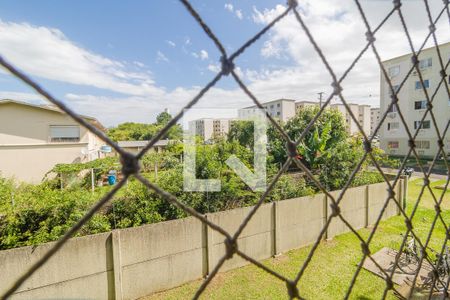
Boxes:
[2,2,449,127]
[191,50,209,60]
[224,3,233,12]
[0,20,163,97]
[235,10,243,20]
[0,91,46,103]
[248,0,450,106]
[225,3,243,20]
[133,61,145,68]
[200,50,209,60]
[207,63,221,73]
[166,40,176,47]
[261,40,283,58]
[156,51,169,63]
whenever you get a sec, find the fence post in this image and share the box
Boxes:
[205,214,214,276]
[273,201,280,255]
[112,230,123,300]
[402,175,408,211]
[364,185,369,228]
[323,194,328,240]
[202,215,209,277]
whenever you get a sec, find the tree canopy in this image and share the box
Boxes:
[107,111,182,141]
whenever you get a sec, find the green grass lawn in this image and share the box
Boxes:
[144,178,450,300]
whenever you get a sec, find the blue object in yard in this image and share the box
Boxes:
[107,174,116,185]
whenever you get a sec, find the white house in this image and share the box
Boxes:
[0,99,105,183]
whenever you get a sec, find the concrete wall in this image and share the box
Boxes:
[207,203,274,272]
[275,194,326,253]
[116,217,205,300]
[0,232,114,300]
[0,180,405,299]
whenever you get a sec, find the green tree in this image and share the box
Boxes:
[107,122,158,141]
[156,111,172,125]
[228,120,254,149]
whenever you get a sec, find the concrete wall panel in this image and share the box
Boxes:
[207,203,274,272]
[0,232,113,299]
[327,186,367,238]
[118,217,205,299]
[276,194,325,253]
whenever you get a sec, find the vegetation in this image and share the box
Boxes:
[0,107,394,250]
[107,111,182,141]
[144,178,450,300]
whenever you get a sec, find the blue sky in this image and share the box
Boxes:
[0,1,448,126]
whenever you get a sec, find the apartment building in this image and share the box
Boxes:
[189,118,232,141]
[329,103,371,135]
[370,108,380,137]
[295,100,319,111]
[238,99,296,123]
[379,42,450,158]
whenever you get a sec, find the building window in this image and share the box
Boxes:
[388,65,400,77]
[414,120,431,129]
[388,141,399,149]
[414,100,427,110]
[277,103,281,107]
[387,104,398,113]
[277,111,280,116]
[387,122,399,131]
[416,140,430,149]
[50,125,80,142]
[419,57,432,69]
[415,79,430,89]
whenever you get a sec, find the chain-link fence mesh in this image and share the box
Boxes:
[1,0,449,299]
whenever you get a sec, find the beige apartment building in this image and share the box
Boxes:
[379,42,450,158]
[370,108,380,137]
[0,100,105,183]
[330,103,371,136]
[238,99,296,123]
[189,118,232,141]
[295,100,319,111]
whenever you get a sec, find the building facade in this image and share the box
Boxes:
[370,108,380,137]
[329,103,371,135]
[379,42,450,157]
[295,100,319,111]
[189,118,232,141]
[0,100,105,183]
[238,99,296,123]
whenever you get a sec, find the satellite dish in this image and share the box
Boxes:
[100,145,112,153]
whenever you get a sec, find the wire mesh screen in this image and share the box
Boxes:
[1,0,449,299]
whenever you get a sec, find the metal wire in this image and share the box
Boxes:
[0,0,449,299]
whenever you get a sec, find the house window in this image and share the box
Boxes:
[419,57,432,69]
[50,125,80,142]
[416,140,430,149]
[388,141,399,149]
[414,100,427,110]
[387,122,399,131]
[415,79,430,89]
[414,120,431,129]
[388,65,400,77]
